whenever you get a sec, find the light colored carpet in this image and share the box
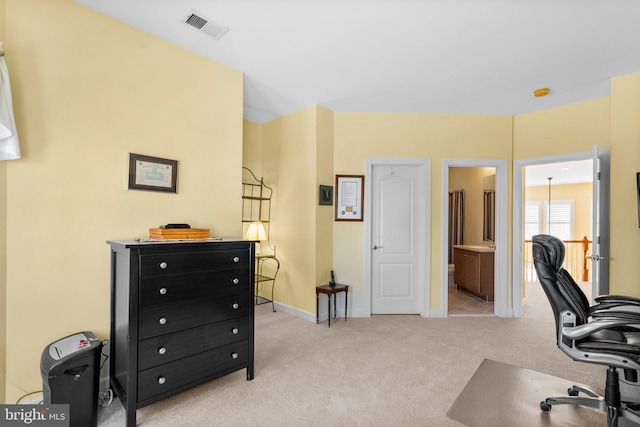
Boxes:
[447,359,604,427]
[97,283,606,426]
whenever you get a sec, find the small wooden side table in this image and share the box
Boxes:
[316,284,348,328]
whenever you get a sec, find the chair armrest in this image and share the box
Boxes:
[595,295,640,305]
[591,304,640,316]
[563,319,640,340]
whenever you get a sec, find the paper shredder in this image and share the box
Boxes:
[41,331,103,427]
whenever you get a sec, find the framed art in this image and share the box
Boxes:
[319,185,333,206]
[335,175,364,221]
[128,153,178,193]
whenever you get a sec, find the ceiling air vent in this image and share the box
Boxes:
[183,9,229,40]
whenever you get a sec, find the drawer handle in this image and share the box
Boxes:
[232,303,239,310]
[158,376,166,385]
[158,317,167,325]
[159,287,168,295]
[159,262,168,269]
[158,347,167,355]
[231,352,239,359]
[232,278,240,285]
[232,256,240,263]
[232,328,239,335]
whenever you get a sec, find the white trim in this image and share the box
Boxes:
[513,150,593,317]
[269,299,369,323]
[442,159,509,317]
[265,301,316,322]
[364,158,431,317]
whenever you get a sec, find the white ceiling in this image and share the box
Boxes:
[525,159,593,187]
[74,0,640,123]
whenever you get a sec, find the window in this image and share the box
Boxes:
[525,202,540,240]
[546,201,573,240]
[525,200,574,240]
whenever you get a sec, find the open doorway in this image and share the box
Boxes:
[521,159,594,315]
[447,166,497,316]
[441,159,508,318]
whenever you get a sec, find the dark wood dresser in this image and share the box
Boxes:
[107,239,255,427]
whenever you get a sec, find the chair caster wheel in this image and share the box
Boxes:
[540,402,552,413]
[568,388,579,396]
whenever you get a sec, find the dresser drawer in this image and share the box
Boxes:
[138,317,249,371]
[137,340,249,403]
[138,294,249,339]
[139,269,249,308]
[139,249,249,277]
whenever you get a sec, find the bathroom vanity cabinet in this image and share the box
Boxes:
[453,246,494,301]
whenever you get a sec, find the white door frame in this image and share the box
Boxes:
[512,149,604,316]
[440,159,509,318]
[364,158,431,317]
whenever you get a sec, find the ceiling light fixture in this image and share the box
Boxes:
[534,88,550,97]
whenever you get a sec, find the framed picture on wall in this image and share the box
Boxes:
[128,153,178,193]
[319,185,333,205]
[335,175,364,221]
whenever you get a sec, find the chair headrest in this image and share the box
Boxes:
[532,234,565,273]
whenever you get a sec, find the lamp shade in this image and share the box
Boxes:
[244,221,267,241]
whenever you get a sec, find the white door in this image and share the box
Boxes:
[370,164,426,314]
[591,146,610,297]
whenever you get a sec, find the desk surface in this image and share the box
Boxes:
[316,284,348,293]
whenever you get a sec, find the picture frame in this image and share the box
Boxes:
[319,185,333,206]
[335,175,364,221]
[128,153,178,193]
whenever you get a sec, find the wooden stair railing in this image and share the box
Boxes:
[525,236,591,281]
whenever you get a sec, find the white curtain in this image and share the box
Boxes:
[0,42,21,160]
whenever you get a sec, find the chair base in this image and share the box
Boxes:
[541,372,640,427]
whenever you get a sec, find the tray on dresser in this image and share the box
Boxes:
[149,228,210,240]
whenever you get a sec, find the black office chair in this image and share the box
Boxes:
[532,234,640,427]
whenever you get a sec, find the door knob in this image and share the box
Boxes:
[590,254,606,261]
[372,245,384,250]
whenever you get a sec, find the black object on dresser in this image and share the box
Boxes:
[107,239,255,427]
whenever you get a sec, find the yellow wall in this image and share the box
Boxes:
[514,92,640,297]
[315,107,334,286]
[333,113,513,314]
[449,167,496,245]
[513,97,611,158]
[610,72,640,295]
[3,0,243,403]
[0,0,7,404]
[243,120,263,176]
[261,106,318,313]
[253,94,637,315]
[245,105,335,316]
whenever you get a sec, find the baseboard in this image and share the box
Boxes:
[268,301,316,323]
[267,302,453,322]
[266,302,371,323]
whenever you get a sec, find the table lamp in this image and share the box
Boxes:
[244,221,267,255]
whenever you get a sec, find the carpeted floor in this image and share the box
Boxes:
[97,282,606,426]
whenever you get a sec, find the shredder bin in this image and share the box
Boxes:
[41,331,103,427]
